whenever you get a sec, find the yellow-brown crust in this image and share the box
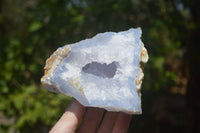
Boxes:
[41,45,71,81]
[135,46,149,97]
[140,47,148,63]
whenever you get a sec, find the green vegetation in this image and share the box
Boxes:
[0,0,199,132]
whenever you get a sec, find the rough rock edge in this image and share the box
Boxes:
[41,45,71,93]
[136,44,149,95]
[134,43,149,114]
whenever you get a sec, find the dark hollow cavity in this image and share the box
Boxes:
[82,61,118,78]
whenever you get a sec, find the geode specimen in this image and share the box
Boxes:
[41,28,148,114]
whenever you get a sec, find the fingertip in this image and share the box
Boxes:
[66,99,86,121]
[50,99,86,133]
[78,107,104,133]
[112,112,132,133]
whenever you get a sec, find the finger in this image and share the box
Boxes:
[50,99,86,133]
[97,112,118,133]
[78,107,104,133]
[112,112,132,133]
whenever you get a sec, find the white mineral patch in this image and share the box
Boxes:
[41,28,148,114]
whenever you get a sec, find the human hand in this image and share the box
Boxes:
[50,99,132,133]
